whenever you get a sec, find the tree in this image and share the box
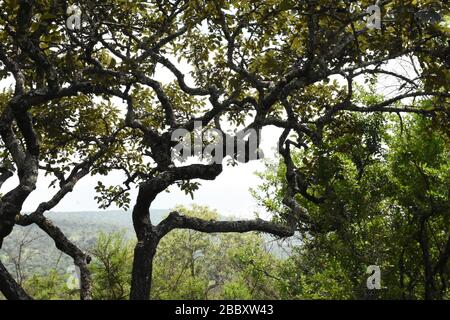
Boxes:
[0,0,449,300]
[387,115,450,299]
[254,111,450,299]
[89,231,134,300]
[0,0,127,298]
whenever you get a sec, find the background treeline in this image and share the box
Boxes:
[253,112,450,300]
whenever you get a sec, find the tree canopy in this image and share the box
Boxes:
[254,113,450,299]
[0,0,448,300]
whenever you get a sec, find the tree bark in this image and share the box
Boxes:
[418,218,437,300]
[130,233,158,300]
[129,182,160,300]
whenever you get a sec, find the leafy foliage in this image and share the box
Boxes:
[254,111,450,299]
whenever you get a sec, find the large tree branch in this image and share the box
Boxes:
[132,164,223,238]
[12,134,120,300]
[0,110,38,248]
[0,164,15,190]
[15,214,92,300]
[156,211,295,239]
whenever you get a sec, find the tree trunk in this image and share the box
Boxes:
[127,167,293,300]
[129,183,159,300]
[418,218,437,300]
[130,234,158,300]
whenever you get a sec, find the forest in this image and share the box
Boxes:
[0,0,449,301]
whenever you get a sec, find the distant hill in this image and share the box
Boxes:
[0,210,169,277]
[46,209,169,235]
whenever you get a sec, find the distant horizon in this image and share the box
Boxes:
[11,161,272,219]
